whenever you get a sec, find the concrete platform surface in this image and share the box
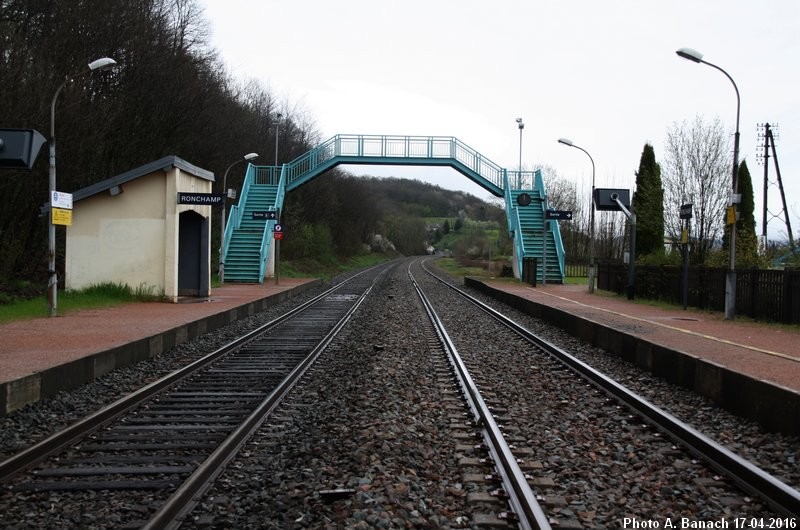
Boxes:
[0,279,319,415]
[467,279,800,435]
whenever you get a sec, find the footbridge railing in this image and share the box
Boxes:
[284,134,506,195]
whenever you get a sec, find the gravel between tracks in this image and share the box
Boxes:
[181,264,472,529]
[415,263,793,526]
[2,260,798,529]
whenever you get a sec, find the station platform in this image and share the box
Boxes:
[2,274,798,435]
[466,278,800,436]
[0,279,320,416]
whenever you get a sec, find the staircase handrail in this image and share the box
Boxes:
[533,169,547,200]
[503,169,525,279]
[549,216,566,281]
[536,168,565,281]
[258,219,276,281]
[222,162,258,264]
[237,164,255,229]
[511,208,525,279]
[274,163,287,214]
[502,168,513,231]
[258,164,287,280]
[507,170,540,190]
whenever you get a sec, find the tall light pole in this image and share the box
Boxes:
[219,152,258,282]
[48,57,116,317]
[676,47,740,320]
[274,112,283,168]
[272,112,284,286]
[516,118,524,188]
[558,137,596,293]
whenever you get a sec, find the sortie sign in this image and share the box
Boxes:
[177,192,224,206]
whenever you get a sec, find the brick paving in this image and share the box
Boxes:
[482,281,800,393]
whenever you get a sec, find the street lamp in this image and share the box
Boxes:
[274,112,283,167]
[558,137,596,293]
[219,152,259,282]
[48,57,116,317]
[676,47,741,320]
[516,118,524,188]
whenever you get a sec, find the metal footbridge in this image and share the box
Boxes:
[221,134,565,283]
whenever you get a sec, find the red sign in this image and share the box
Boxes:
[274,231,284,240]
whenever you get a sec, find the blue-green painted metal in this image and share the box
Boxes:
[502,169,564,283]
[221,134,566,284]
[284,135,505,196]
[222,163,282,283]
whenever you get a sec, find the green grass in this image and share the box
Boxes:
[433,257,500,279]
[0,282,162,323]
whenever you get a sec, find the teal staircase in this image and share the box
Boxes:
[504,168,565,284]
[222,166,281,283]
[221,135,565,284]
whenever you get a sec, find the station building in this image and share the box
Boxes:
[65,156,215,302]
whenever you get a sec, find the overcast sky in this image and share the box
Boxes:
[201,0,798,240]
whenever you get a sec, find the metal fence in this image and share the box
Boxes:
[564,261,589,278]
[597,263,800,324]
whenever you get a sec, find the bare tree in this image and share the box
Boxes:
[662,115,731,264]
[538,164,587,260]
[0,0,309,283]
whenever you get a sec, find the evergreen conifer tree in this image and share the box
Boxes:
[735,161,759,266]
[632,144,665,258]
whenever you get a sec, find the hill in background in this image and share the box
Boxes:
[278,171,512,275]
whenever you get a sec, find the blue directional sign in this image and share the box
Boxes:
[273,223,283,232]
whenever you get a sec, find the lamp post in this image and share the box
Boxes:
[274,112,283,167]
[558,137,596,293]
[272,113,284,285]
[516,118,524,188]
[48,57,116,317]
[219,152,259,283]
[676,47,740,320]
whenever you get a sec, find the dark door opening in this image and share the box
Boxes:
[178,210,210,296]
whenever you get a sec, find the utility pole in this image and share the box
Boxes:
[757,123,794,252]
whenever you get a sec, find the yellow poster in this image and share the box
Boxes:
[726,206,736,226]
[52,207,72,226]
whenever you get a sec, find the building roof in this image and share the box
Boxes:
[71,155,215,202]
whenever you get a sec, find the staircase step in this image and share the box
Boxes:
[222,182,279,284]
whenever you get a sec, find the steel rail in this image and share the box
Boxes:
[142,263,390,530]
[421,259,800,517]
[0,266,378,484]
[408,261,551,530]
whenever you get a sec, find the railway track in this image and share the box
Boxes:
[409,261,551,529]
[2,257,798,528]
[0,263,392,529]
[414,258,800,524]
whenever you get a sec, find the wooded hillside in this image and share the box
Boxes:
[0,0,508,294]
[280,171,508,265]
